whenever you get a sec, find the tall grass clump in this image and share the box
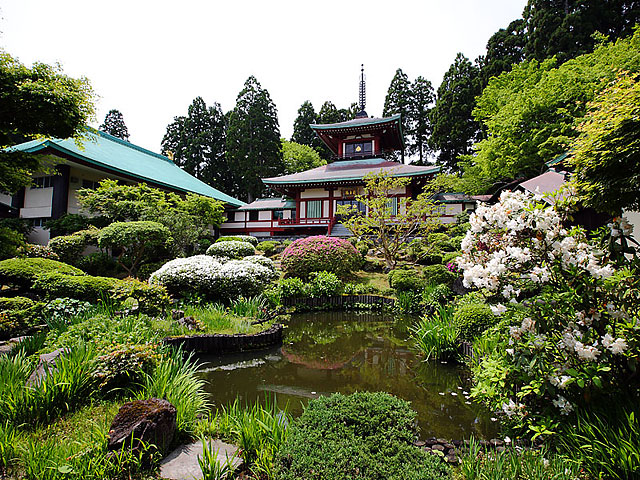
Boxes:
[9,331,47,357]
[458,438,580,480]
[410,306,458,361]
[199,397,290,478]
[136,349,208,434]
[230,296,267,318]
[197,435,237,480]
[557,401,640,479]
[0,352,32,422]
[0,420,20,473]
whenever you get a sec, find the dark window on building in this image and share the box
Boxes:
[272,210,283,220]
[81,179,100,190]
[30,217,49,227]
[344,141,373,157]
[30,176,54,189]
[337,199,366,214]
[249,210,259,222]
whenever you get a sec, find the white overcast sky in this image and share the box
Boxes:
[1,0,527,154]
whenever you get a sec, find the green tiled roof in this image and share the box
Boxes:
[9,129,244,207]
[310,114,402,130]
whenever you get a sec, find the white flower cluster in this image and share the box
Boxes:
[206,240,256,259]
[149,254,276,299]
[458,191,614,294]
[243,255,277,274]
[602,333,628,355]
[608,216,633,238]
[502,399,525,418]
[552,395,573,415]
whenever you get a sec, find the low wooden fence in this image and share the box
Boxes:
[282,294,396,309]
[163,323,283,354]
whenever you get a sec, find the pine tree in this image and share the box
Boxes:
[226,76,284,202]
[383,68,413,140]
[100,109,130,141]
[430,53,483,172]
[291,100,318,148]
[410,76,435,165]
[480,19,526,85]
[317,101,342,124]
[161,97,234,194]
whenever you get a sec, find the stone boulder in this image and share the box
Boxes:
[27,348,66,385]
[107,398,177,454]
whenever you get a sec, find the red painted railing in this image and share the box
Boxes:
[278,218,331,226]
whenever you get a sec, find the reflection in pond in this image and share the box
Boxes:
[197,310,498,439]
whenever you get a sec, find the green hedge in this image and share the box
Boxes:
[388,269,425,292]
[274,392,449,480]
[256,240,279,256]
[215,235,259,246]
[0,296,43,339]
[453,302,495,341]
[422,264,457,287]
[0,258,84,289]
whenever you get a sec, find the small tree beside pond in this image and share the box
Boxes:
[337,171,440,269]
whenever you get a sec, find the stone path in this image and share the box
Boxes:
[159,439,242,480]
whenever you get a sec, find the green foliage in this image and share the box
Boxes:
[94,343,161,391]
[76,252,118,277]
[281,139,325,174]
[33,272,119,302]
[77,179,224,256]
[109,278,170,316]
[136,350,208,434]
[0,296,41,339]
[216,235,259,246]
[44,213,91,236]
[226,76,284,200]
[0,226,26,261]
[570,71,640,213]
[274,392,450,480]
[458,438,580,480]
[281,236,361,279]
[453,302,495,341]
[41,297,92,325]
[423,283,453,309]
[0,257,84,290]
[291,100,322,152]
[388,269,425,292]
[256,240,279,256]
[206,240,256,259]
[0,49,95,194]
[422,264,457,286]
[98,221,172,277]
[277,277,306,299]
[395,290,421,314]
[308,271,343,297]
[198,436,237,480]
[19,243,59,261]
[47,227,100,264]
[468,29,640,189]
[557,400,640,479]
[410,306,458,361]
[99,108,129,141]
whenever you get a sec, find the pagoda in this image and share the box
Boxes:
[219,66,441,237]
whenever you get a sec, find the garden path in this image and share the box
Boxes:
[159,439,241,480]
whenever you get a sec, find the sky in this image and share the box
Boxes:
[0,0,528,154]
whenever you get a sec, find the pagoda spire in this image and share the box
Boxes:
[356,64,368,118]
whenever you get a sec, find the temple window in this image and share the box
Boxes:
[344,141,372,158]
[307,200,322,218]
[249,210,259,221]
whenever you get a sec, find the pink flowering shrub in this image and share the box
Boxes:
[280,236,361,279]
[459,191,639,439]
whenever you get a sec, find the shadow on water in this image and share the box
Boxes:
[196,310,499,439]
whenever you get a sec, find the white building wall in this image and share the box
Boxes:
[300,188,328,199]
[21,186,53,218]
[258,211,271,221]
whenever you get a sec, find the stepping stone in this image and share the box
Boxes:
[159,439,242,480]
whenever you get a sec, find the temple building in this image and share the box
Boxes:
[220,67,441,237]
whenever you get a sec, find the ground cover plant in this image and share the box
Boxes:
[273,392,450,480]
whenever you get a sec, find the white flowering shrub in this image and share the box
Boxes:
[460,191,639,438]
[148,255,277,300]
[244,255,277,274]
[206,240,255,259]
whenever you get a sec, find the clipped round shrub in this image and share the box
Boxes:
[76,252,118,277]
[453,302,495,341]
[244,255,277,274]
[422,264,457,286]
[0,296,42,339]
[19,244,60,260]
[48,228,101,264]
[280,235,360,279]
[277,277,306,299]
[308,271,343,297]
[256,240,279,256]
[206,240,256,259]
[423,284,452,309]
[274,392,450,480]
[417,251,443,265]
[0,257,84,289]
[149,255,276,300]
[215,235,258,246]
[33,272,120,302]
[388,269,425,292]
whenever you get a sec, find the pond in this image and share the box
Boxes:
[197,310,499,439]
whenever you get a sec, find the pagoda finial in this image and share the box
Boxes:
[356,64,368,118]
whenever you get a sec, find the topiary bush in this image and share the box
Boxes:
[215,235,258,246]
[308,271,343,297]
[244,255,277,274]
[453,302,495,341]
[18,244,59,260]
[277,277,306,299]
[206,240,256,259]
[149,255,276,301]
[0,226,26,261]
[280,235,361,279]
[33,272,120,302]
[388,268,425,292]
[48,228,100,264]
[422,264,457,286]
[0,257,84,290]
[417,251,443,265]
[273,392,450,480]
[256,240,279,256]
[76,252,118,277]
[0,296,42,339]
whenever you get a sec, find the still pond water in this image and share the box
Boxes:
[197,310,499,439]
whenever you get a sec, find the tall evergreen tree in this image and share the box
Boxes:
[383,69,413,140]
[410,76,435,165]
[291,100,318,148]
[480,19,526,85]
[317,101,342,124]
[161,97,233,194]
[430,53,483,172]
[100,109,130,141]
[226,76,284,202]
